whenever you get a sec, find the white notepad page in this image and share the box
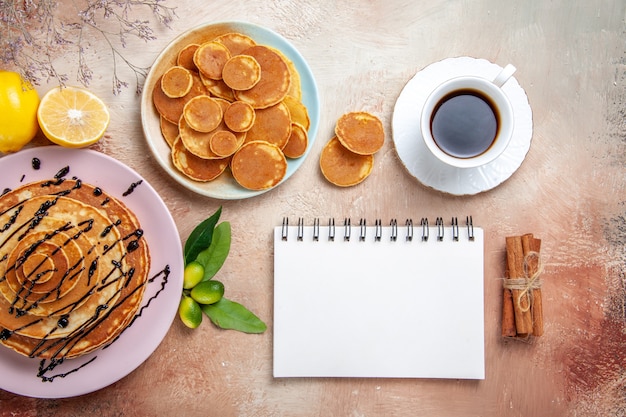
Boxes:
[273,219,485,379]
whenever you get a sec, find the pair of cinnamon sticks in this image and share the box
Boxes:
[501,233,544,338]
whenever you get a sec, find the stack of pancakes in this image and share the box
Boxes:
[0,178,150,360]
[153,30,311,190]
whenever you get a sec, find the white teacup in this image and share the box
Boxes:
[420,64,516,168]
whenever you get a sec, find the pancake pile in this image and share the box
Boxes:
[320,111,385,187]
[153,31,311,190]
[0,178,150,360]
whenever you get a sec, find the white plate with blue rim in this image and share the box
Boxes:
[141,21,320,199]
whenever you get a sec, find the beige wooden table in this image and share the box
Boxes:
[1,1,625,415]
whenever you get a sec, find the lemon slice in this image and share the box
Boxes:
[37,86,110,148]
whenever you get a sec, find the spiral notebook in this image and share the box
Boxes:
[273,217,485,379]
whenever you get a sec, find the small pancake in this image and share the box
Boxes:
[194,41,231,80]
[223,101,256,133]
[282,95,310,130]
[210,130,240,157]
[245,102,292,149]
[161,66,193,98]
[320,136,374,187]
[231,141,287,190]
[160,116,179,147]
[222,55,261,91]
[153,73,208,124]
[177,43,200,71]
[234,46,291,109]
[171,136,230,181]
[214,32,257,56]
[335,111,384,155]
[183,95,223,133]
[282,122,308,159]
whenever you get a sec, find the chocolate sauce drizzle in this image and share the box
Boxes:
[0,163,171,383]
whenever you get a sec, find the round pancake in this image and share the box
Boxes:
[335,111,385,155]
[244,102,292,149]
[194,41,231,80]
[171,136,230,181]
[161,66,193,98]
[223,101,256,133]
[210,130,239,157]
[282,122,308,159]
[214,32,257,56]
[231,141,287,190]
[234,46,291,109]
[0,179,150,359]
[177,43,200,71]
[222,55,261,91]
[183,95,223,133]
[153,73,208,124]
[320,136,374,187]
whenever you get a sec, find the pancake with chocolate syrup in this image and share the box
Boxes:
[0,179,150,360]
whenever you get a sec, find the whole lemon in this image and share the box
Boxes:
[0,71,40,153]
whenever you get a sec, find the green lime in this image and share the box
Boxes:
[190,280,225,305]
[178,295,202,328]
[183,261,205,289]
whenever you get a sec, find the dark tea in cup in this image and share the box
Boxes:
[420,64,516,169]
[430,89,499,158]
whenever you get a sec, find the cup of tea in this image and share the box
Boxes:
[420,64,516,168]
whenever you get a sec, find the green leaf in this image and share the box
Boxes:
[195,221,231,281]
[201,297,267,334]
[184,207,221,265]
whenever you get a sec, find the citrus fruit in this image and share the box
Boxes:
[190,280,224,305]
[0,71,40,153]
[37,86,110,148]
[183,261,205,289]
[178,295,202,328]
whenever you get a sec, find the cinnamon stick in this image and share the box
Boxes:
[505,236,533,336]
[521,234,543,336]
[501,264,517,337]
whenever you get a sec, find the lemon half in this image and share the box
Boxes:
[37,86,110,148]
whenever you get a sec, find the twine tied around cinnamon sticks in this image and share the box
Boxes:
[501,234,544,338]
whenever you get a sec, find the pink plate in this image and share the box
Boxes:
[0,146,184,398]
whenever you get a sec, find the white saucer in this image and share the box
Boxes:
[391,57,533,195]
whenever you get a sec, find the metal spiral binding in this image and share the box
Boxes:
[420,218,429,241]
[282,217,475,242]
[466,216,474,241]
[281,217,289,240]
[375,219,382,241]
[297,217,304,241]
[452,217,459,241]
[436,217,444,241]
[359,218,367,241]
[405,219,413,241]
[313,218,320,241]
[390,219,398,241]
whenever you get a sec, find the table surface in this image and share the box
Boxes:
[1,1,625,416]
